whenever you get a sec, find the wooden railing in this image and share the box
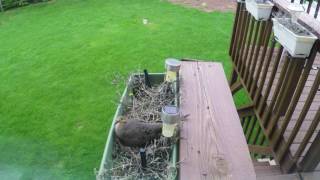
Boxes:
[290,0,320,18]
[229,0,320,173]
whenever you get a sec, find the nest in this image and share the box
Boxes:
[98,74,178,180]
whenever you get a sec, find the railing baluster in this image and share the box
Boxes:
[231,2,245,60]
[285,108,320,171]
[229,1,242,55]
[253,39,276,106]
[240,17,255,77]
[307,0,313,13]
[241,117,245,126]
[260,49,288,124]
[266,58,305,136]
[277,65,320,162]
[300,130,320,171]
[247,21,267,94]
[253,125,262,145]
[244,116,252,134]
[230,0,320,171]
[247,116,258,143]
[249,21,273,97]
[235,11,250,67]
[315,0,320,18]
[274,42,320,154]
[237,13,251,71]
[244,21,261,85]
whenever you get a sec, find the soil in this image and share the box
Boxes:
[278,18,311,36]
[168,0,236,12]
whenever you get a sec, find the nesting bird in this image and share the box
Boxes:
[115,117,162,147]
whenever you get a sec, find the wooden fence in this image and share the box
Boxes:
[229,0,320,173]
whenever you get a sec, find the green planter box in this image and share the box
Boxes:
[97,73,178,180]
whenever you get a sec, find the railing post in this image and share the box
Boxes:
[229,67,238,86]
[229,0,242,56]
[231,1,245,60]
[299,131,320,171]
[274,56,306,116]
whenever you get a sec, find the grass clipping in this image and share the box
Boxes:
[98,74,179,180]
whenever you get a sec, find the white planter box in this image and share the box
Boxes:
[272,18,317,58]
[245,0,274,21]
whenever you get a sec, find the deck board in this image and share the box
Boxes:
[179,61,256,180]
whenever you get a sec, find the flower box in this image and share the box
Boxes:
[96,73,178,180]
[272,18,317,58]
[245,0,274,21]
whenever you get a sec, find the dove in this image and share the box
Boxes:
[114,117,162,147]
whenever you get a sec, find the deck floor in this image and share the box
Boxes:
[253,48,320,169]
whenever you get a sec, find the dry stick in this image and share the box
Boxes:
[278,69,320,163]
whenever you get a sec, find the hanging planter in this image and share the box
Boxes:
[272,18,317,58]
[96,71,180,180]
[245,0,274,21]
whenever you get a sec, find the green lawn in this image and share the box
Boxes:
[0,0,247,179]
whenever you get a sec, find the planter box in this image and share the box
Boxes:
[272,18,317,58]
[245,0,274,21]
[97,73,178,180]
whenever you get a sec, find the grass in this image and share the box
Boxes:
[0,0,248,179]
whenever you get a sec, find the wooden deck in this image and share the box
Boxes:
[179,61,256,180]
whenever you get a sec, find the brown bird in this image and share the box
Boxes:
[115,117,162,147]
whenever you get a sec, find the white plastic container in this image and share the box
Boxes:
[165,58,181,82]
[272,18,317,58]
[245,0,274,21]
[161,106,180,137]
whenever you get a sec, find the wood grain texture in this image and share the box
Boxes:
[179,61,256,180]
